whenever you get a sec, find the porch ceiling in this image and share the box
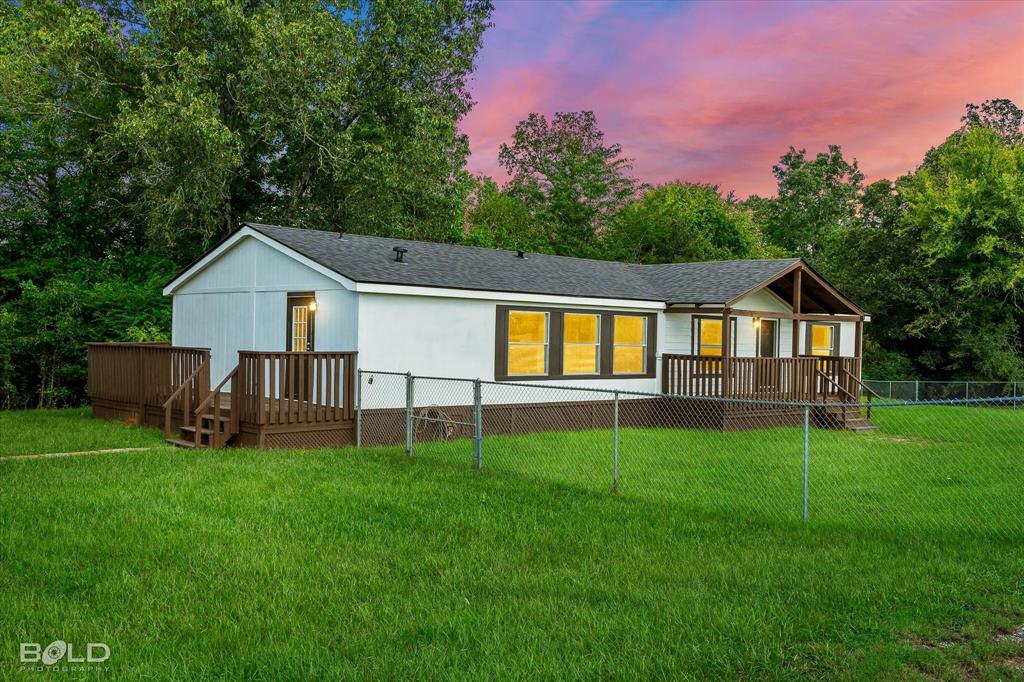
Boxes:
[762,266,863,316]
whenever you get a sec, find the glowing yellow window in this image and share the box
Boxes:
[564,313,600,375]
[612,315,646,374]
[508,310,549,375]
[698,319,723,356]
[809,324,836,357]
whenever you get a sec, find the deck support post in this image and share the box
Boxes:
[792,268,803,358]
[356,369,363,448]
[612,391,620,494]
[721,308,732,398]
[405,372,414,455]
[473,379,483,469]
[803,404,810,523]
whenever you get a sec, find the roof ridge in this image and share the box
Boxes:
[245,222,795,269]
[248,221,635,265]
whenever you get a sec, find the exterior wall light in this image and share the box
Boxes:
[753,317,761,329]
[308,300,318,312]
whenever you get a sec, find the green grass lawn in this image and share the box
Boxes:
[1,408,1023,679]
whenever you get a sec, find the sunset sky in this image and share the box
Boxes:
[461,0,1024,197]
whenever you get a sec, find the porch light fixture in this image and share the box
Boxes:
[753,317,761,329]
[308,299,318,312]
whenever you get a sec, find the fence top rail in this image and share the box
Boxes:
[866,379,1018,384]
[359,368,1024,409]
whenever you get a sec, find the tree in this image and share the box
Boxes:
[602,183,763,264]
[463,177,552,253]
[498,111,640,257]
[961,98,1024,145]
[1,0,493,262]
[896,124,1024,379]
[749,145,864,260]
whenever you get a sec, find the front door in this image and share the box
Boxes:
[757,319,777,358]
[287,294,315,352]
[286,294,316,402]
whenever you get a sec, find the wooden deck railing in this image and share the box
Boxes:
[87,342,211,426]
[661,354,861,403]
[236,351,357,427]
[162,356,211,439]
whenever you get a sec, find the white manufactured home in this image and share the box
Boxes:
[88,222,871,448]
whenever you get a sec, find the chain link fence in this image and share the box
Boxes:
[863,379,1021,402]
[357,370,1024,540]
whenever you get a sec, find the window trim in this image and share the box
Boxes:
[612,315,648,375]
[562,312,601,376]
[805,322,840,357]
[506,310,550,377]
[691,315,738,357]
[494,305,657,381]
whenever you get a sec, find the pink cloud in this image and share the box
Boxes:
[462,0,1024,196]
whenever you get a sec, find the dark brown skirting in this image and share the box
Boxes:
[357,397,859,447]
[93,395,862,450]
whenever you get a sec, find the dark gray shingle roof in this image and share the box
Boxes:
[246,222,800,305]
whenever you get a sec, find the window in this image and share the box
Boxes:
[613,315,647,374]
[495,306,656,381]
[694,317,738,356]
[807,323,838,357]
[507,310,549,375]
[563,313,600,375]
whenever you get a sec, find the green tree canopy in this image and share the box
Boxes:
[498,111,640,257]
[749,145,864,260]
[1,0,493,261]
[602,183,763,264]
[898,124,1024,378]
[463,176,552,253]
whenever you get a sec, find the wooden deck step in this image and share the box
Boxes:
[165,438,201,449]
[179,425,215,437]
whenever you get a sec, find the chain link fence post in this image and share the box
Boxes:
[914,379,919,403]
[355,368,363,448]
[802,404,810,523]
[611,391,620,494]
[473,379,483,469]
[405,372,414,456]
[965,381,970,400]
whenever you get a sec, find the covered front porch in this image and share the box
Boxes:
[657,260,874,429]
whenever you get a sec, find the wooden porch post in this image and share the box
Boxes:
[791,268,802,358]
[722,308,732,397]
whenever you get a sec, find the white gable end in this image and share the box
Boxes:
[164,226,355,296]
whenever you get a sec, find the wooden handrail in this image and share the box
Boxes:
[842,367,882,399]
[814,366,856,402]
[161,357,211,439]
[194,365,239,448]
[842,366,876,422]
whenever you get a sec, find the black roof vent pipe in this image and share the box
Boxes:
[516,250,525,259]
[393,246,408,263]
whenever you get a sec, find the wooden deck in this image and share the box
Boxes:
[661,353,874,430]
[87,345,873,451]
[88,344,357,449]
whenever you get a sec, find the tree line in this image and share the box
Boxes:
[1,1,1021,408]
